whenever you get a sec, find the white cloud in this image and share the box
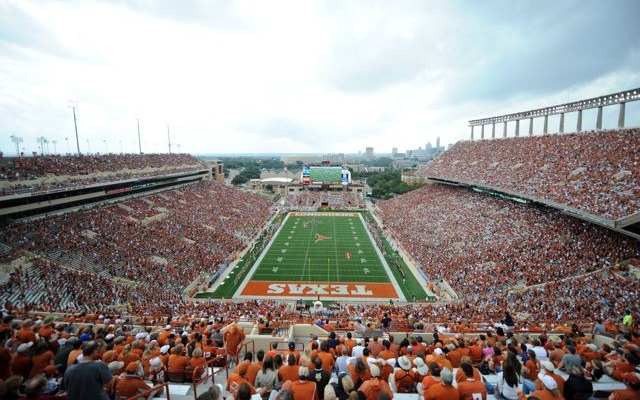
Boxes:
[1,0,639,156]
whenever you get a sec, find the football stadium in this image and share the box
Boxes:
[1,4,640,399]
[1,88,639,400]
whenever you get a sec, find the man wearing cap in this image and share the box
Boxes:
[536,361,565,394]
[358,364,394,400]
[158,325,172,346]
[457,363,487,400]
[289,365,319,400]
[424,367,458,400]
[61,340,113,400]
[159,344,171,367]
[394,355,417,393]
[530,375,563,400]
[11,341,33,380]
[608,372,640,400]
[114,361,153,399]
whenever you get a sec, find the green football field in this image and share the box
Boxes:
[235,212,406,300]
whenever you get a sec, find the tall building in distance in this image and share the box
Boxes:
[392,147,398,158]
[436,136,440,150]
[365,147,374,159]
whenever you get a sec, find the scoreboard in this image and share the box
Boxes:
[301,166,351,185]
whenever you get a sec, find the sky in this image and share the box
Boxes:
[1,0,640,156]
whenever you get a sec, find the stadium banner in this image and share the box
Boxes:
[240,281,401,299]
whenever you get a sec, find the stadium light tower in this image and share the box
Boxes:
[137,117,142,154]
[52,140,57,155]
[10,135,23,157]
[68,99,81,155]
[37,136,46,155]
[167,124,172,154]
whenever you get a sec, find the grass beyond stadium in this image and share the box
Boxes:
[207,212,428,302]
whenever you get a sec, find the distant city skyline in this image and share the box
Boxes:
[1,0,640,156]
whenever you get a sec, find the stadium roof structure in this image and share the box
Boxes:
[468,87,640,138]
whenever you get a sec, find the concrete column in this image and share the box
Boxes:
[543,115,548,134]
[529,117,534,136]
[492,123,496,138]
[515,120,520,137]
[470,126,474,140]
[596,106,603,130]
[618,102,626,128]
[503,121,507,138]
[559,113,565,133]
[481,125,485,139]
[577,110,582,132]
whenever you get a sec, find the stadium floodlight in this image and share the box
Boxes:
[167,124,172,154]
[10,135,23,157]
[68,99,81,155]
[52,140,57,155]
[136,117,142,154]
[37,136,47,155]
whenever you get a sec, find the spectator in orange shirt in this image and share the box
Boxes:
[318,341,335,373]
[289,365,319,400]
[168,344,190,374]
[227,361,257,395]
[16,319,37,344]
[114,361,153,399]
[457,363,487,400]
[189,348,207,378]
[394,355,418,393]
[424,367,458,400]
[12,341,34,380]
[279,354,300,384]
[358,364,393,400]
[29,342,55,378]
[224,323,245,366]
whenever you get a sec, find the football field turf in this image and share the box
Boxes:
[235,212,406,301]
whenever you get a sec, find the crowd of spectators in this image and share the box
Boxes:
[419,129,640,220]
[284,190,365,211]
[0,153,208,196]
[377,184,640,326]
[1,309,638,400]
[0,180,274,316]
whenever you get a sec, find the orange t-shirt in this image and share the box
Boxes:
[115,375,151,398]
[30,351,55,378]
[290,379,319,400]
[279,364,300,383]
[318,351,335,373]
[458,378,487,400]
[224,329,245,355]
[425,383,459,400]
[168,354,189,372]
[358,378,393,400]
